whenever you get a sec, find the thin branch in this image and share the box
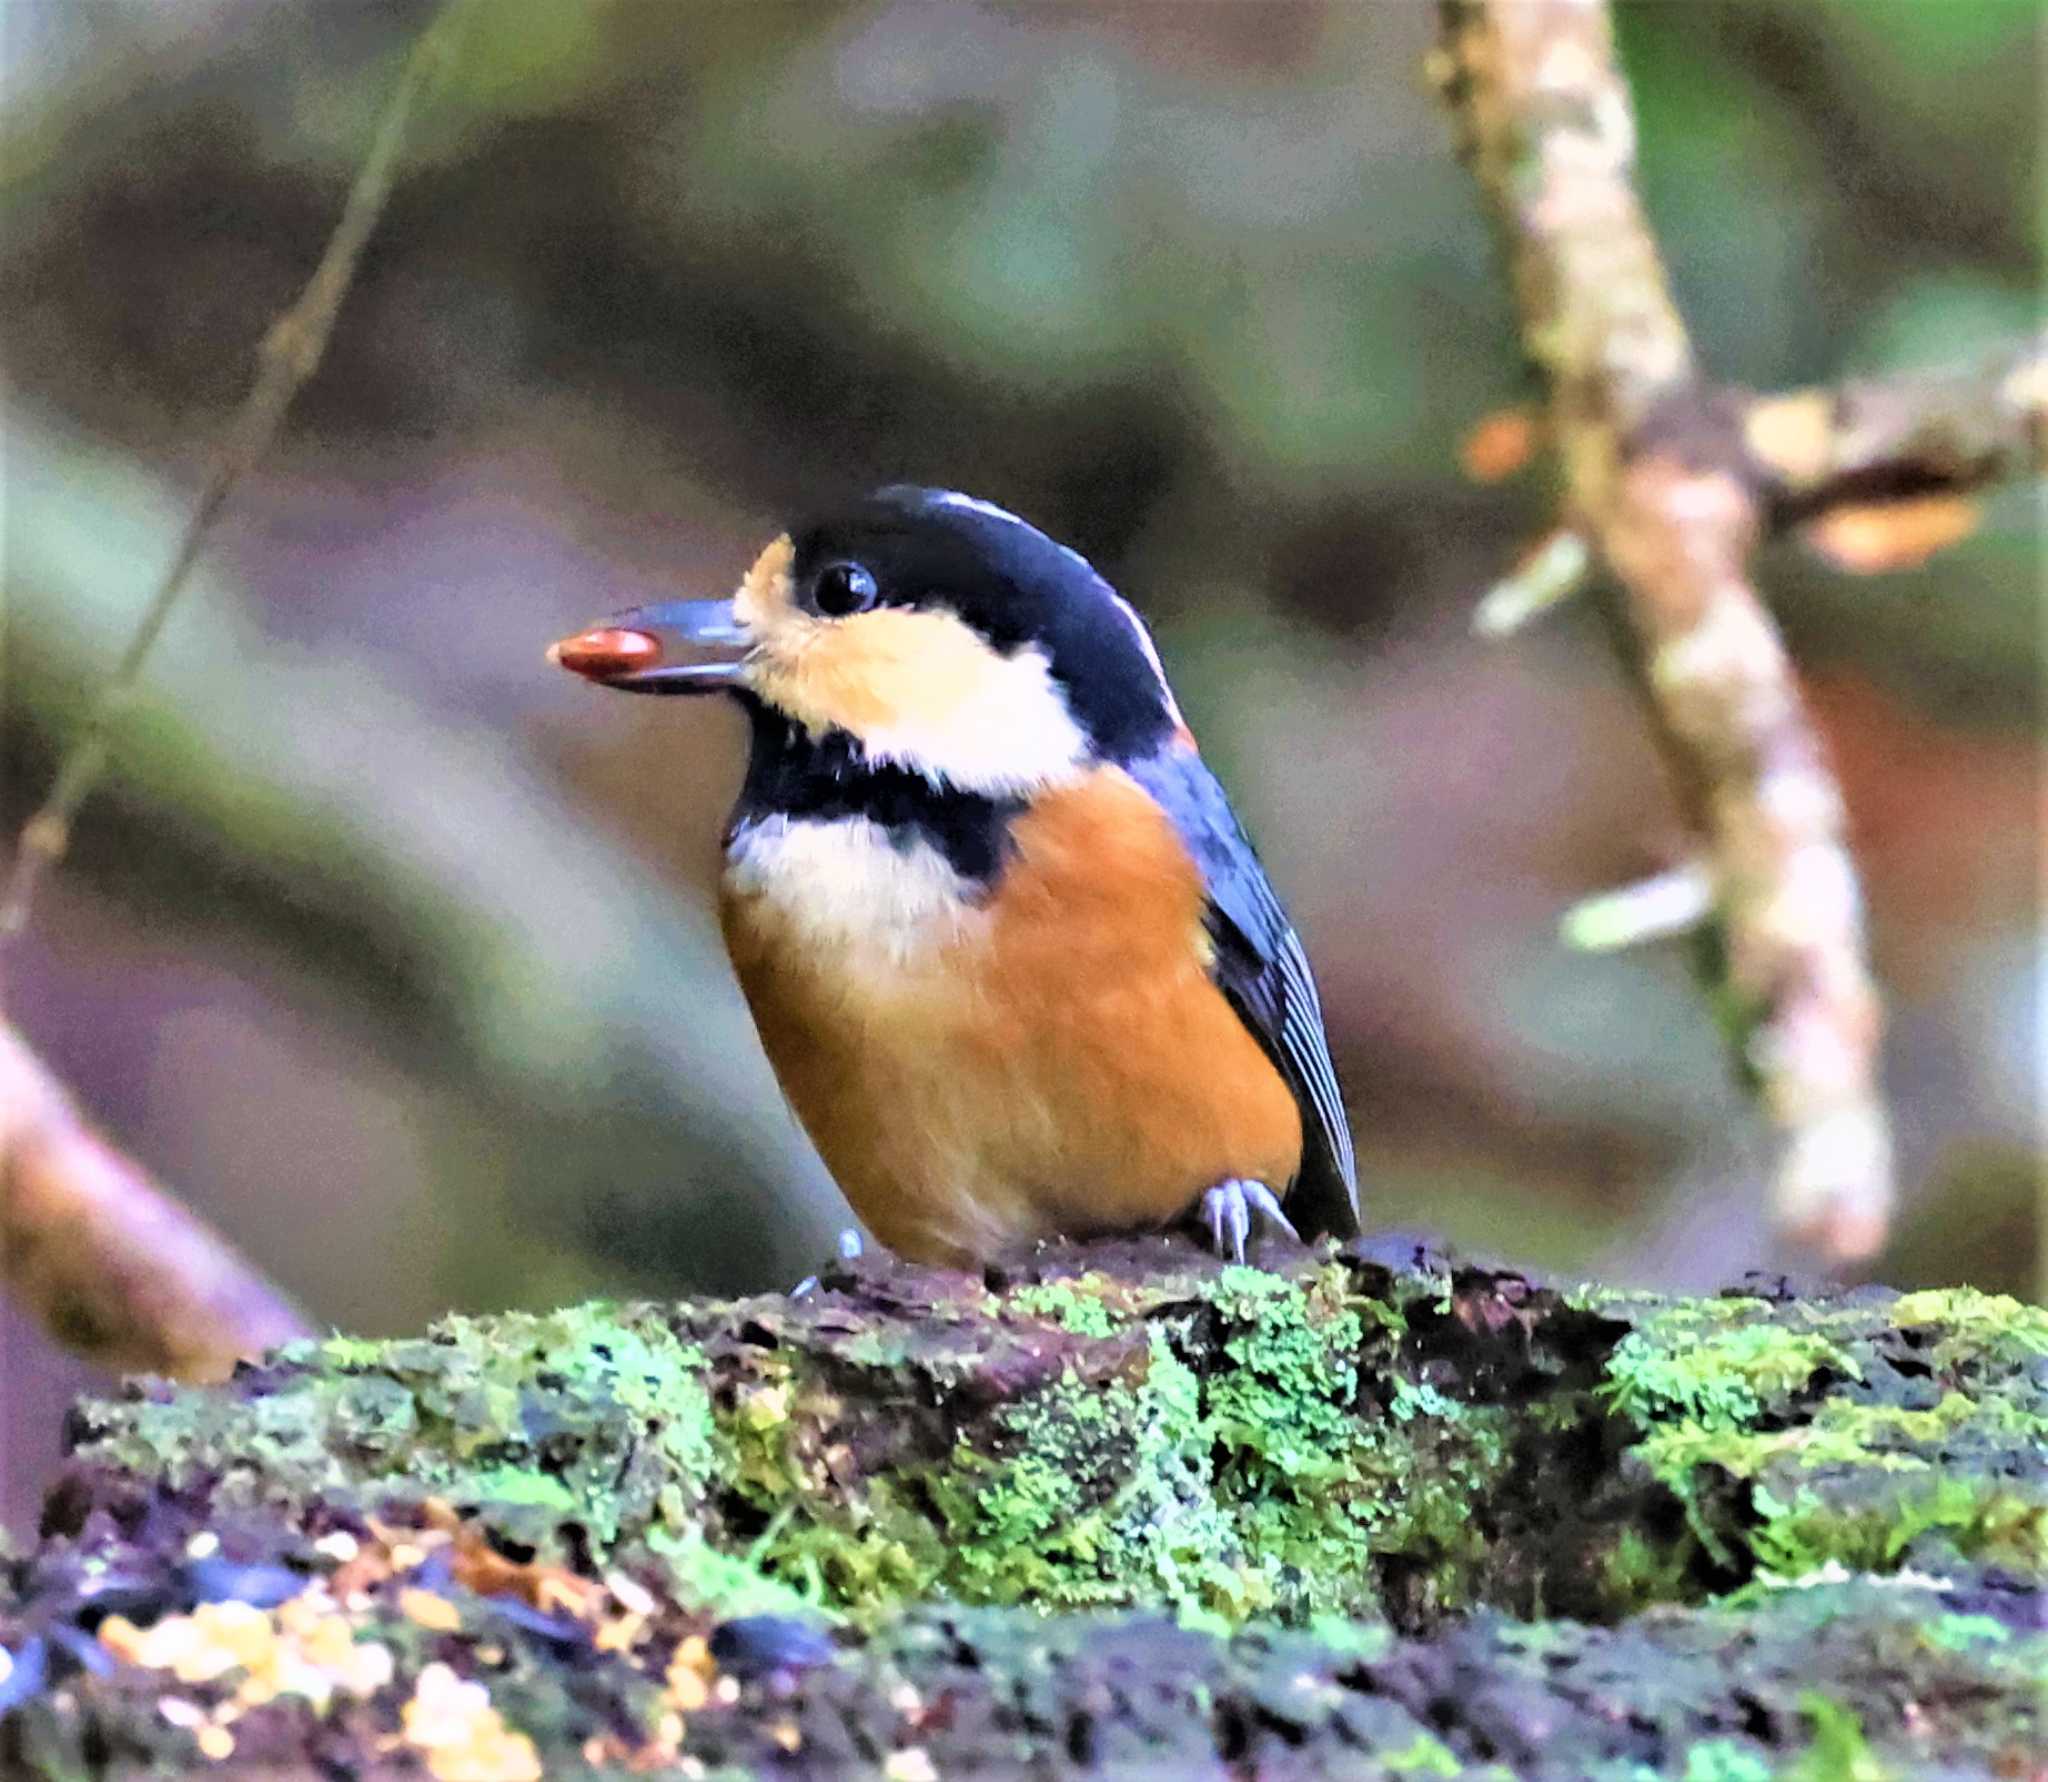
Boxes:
[0,0,476,950]
[1742,333,2048,518]
[1435,0,1894,1260]
[1472,526,1590,637]
[0,1022,310,1378]
[1560,862,1713,953]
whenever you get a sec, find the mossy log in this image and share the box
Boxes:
[3,1240,2043,1777]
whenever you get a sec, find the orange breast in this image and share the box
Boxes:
[720,769,1301,1265]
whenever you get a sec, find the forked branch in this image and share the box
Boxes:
[1434,0,2006,1261]
[1741,335,2047,518]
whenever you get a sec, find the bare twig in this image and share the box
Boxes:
[0,0,475,948]
[1435,0,1894,1260]
[1561,862,1714,954]
[0,1023,311,1377]
[1741,334,2048,518]
[1472,527,1590,637]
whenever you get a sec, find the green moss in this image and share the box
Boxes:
[1787,1694,1892,1782]
[1890,1287,2048,1370]
[1007,1276,1120,1337]
[927,1328,1259,1616]
[776,1487,954,1614]
[1368,1399,1514,1607]
[1748,1473,2047,1581]
[718,1262,1515,1625]
[463,1465,579,1512]
[84,1302,717,1554]
[1602,1300,1863,1433]
[1682,1741,1775,1782]
[722,1367,803,1501]
[64,1264,2048,1642]
[1303,1613,1395,1659]
[1202,1267,1387,1614]
[1601,1287,2048,1585]
[644,1525,825,1622]
[1199,1264,1513,1619]
[1603,1523,1703,1615]
[1926,1612,2011,1651]
[1382,1732,1465,1775]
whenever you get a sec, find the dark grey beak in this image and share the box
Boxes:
[548,599,751,694]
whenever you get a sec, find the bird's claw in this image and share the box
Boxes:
[1197,1178,1298,1265]
[791,1228,867,1299]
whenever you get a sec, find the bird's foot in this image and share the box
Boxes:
[1196,1178,1298,1265]
[791,1228,867,1298]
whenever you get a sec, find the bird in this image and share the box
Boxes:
[549,486,1358,1269]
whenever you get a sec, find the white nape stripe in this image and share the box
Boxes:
[1103,589,1188,733]
[930,488,1100,579]
[927,491,1189,735]
[928,489,1030,527]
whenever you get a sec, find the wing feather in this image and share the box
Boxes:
[1124,747,1359,1237]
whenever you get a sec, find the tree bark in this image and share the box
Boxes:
[5,1241,2042,1777]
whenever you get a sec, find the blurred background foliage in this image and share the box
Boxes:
[1,0,2039,1523]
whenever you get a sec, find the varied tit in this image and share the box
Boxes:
[550,487,1358,1268]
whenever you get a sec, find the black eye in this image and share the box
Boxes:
[812,561,878,617]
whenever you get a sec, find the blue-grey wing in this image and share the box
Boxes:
[1125,746,1360,1238]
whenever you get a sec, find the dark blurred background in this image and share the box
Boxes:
[3,0,2040,1525]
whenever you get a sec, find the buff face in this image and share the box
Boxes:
[728,533,1092,797]
[550,488,1185,783]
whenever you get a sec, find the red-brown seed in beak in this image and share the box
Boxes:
[548,626,662,680]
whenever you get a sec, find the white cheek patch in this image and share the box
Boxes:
[726,816,982,968]
[853,639,1089,797]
